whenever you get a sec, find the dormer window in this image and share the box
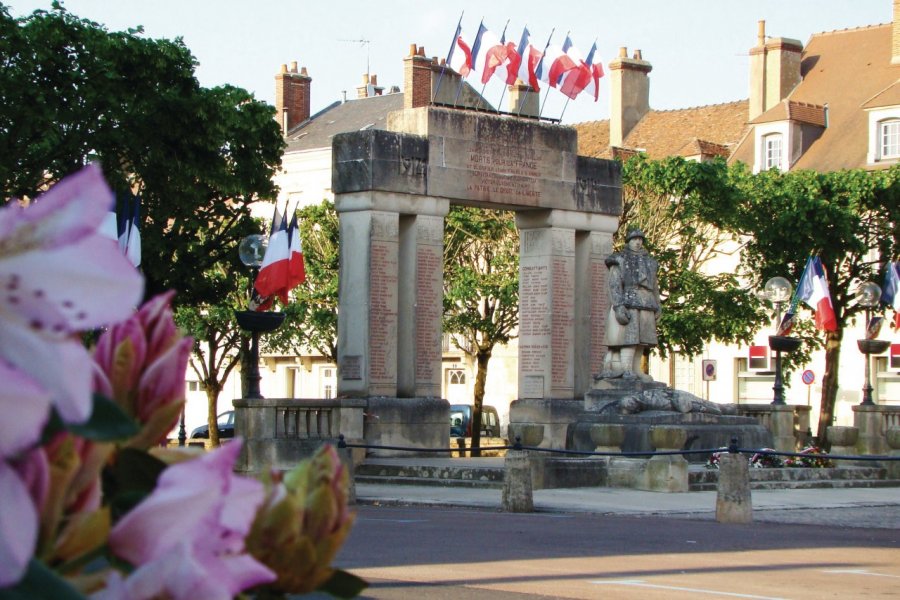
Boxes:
[763,134,783,171]
[880,119,900,159]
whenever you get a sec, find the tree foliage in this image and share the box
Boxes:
[443,206,519,454]
[723,164,900,440]
[620,155,766,358]
[0,2,285,305]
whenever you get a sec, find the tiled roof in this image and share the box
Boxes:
[285,92,404,152]
[752,101,827,127]
[861,80,900,109]
[730,24,900,171]
[574,100,749,159]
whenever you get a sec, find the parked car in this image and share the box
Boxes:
[190,410,235,439]
[449,404,501,439]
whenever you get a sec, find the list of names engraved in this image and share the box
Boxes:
[519,263,550,377]
[465,141,542,203]
[369,238,398,384]
[551,255,574,388]
[415,242,442,385]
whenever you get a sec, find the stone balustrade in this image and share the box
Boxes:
[853,404,900,456]
[233,397,367,475]
[735,404,811,450]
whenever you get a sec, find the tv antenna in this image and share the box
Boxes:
[339,38,372,75]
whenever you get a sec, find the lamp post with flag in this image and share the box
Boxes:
[757,276,800,405]
[855,281,889,406]
[235,234,285,399]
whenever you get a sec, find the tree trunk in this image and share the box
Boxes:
[816,328,843,444]
[470,349,492,458]
[206,384,223,447]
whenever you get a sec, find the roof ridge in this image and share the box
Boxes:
[649,99,748,114]
[811,22,890,37]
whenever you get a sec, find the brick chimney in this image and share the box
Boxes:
[275,61,311,134]
[356,74,384,98]
[893,0,900,64]
[403,44,433,109]
[748,21,803,121]
[609,47,652,148]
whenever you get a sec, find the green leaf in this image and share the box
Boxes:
[0,559,86,600]
[67,395,139,441]
[104,448,167,521]
[317,569,368,599]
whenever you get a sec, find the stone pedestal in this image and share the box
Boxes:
[716,453,752,523]
[642,426,688,492]
[886,426,900,480]
[853,405,888,456]
[769,405,796,452]
[590,423,625,453]
[826,425,859,457]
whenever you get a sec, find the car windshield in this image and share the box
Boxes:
[217,411,234,426]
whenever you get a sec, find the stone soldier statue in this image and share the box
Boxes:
[600,229,660,380]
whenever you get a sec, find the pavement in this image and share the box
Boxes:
[355,483,900,529]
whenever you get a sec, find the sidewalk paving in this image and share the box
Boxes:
[356,483,900,528]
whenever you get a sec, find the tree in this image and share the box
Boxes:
[725,164,900,441]
[266,201,340,362]
[620,155,765,359]
[0,3,285,305]
[443,207,519,455]
[0,3,286,443]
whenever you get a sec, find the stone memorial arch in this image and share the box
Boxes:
[333,106,621,451]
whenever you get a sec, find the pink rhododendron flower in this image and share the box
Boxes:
[93,291,192,446]
[101,441,275,600]
[0,164,144,427]
[0,448,49,587]
[0,360,51,459]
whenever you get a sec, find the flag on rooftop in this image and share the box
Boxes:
[447,22,473,78]
[514,27,542,91]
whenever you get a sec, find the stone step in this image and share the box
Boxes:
[689,466,896,491]
[354,474,504,489]
[354,459,505,489]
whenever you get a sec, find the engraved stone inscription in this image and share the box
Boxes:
[465,141,542,202]
[341,355,362,381]
[520,375,545,399]
[369,235,398,384]
[550,255,574,388]
[519,263,550,376]
[415,238,442,385]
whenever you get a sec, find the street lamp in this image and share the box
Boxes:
[856,281,889,406]
[235,234,285,399]
[760,276,800,405]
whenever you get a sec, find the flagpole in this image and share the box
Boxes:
[454,18,483,107]
[527,27,554,117]
[539,30,567,119]
[433,11,464,104]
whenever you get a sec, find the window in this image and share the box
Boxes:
[763,134,782,171]
[449,370,466,385]
[186,381,206,392]
[880,120,900,159]
[324,384,333,400]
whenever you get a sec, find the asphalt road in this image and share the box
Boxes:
[331,504,900,600]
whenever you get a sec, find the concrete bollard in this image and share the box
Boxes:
[886,426,900,480]
[716,452,752,523]
[337,443,357,506]
[644,426,689,492]
[502,450,534,512]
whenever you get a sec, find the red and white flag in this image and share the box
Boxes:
[447,23,473,77]
[254,204,290,308]
[537,36,577,89]
[796,256,838,332]
[287,212,306,289]
[514,27,542,90]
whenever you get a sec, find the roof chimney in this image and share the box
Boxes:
[608,47,652,147]
[508,79,539,118]
[403,43,433,109]
[275,61,311,134]
[748,21,803,121]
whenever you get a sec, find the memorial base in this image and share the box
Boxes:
[363,396,450,457]
[508,397,587,449]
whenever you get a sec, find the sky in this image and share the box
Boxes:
[8,1,893,125]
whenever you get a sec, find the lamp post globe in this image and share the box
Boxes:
[762,276,798,406]
[239,233,267,268]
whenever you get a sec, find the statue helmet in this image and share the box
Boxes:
[625,229,646,242]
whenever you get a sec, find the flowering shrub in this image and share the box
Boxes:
[749,449,784,469]
[0,166,363,599]
[707,445,832,470]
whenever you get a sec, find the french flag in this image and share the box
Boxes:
[287,211,306,290]
[254,204,290,307]
[447,23,473,78]
[557,38,589,100]
[579,42,605,102]
[538,37,577,89]
[115,192,141,267]
[882,261,900,330]
[514,27,542,90]
[473,25,509,85]
[796,256,838,332]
